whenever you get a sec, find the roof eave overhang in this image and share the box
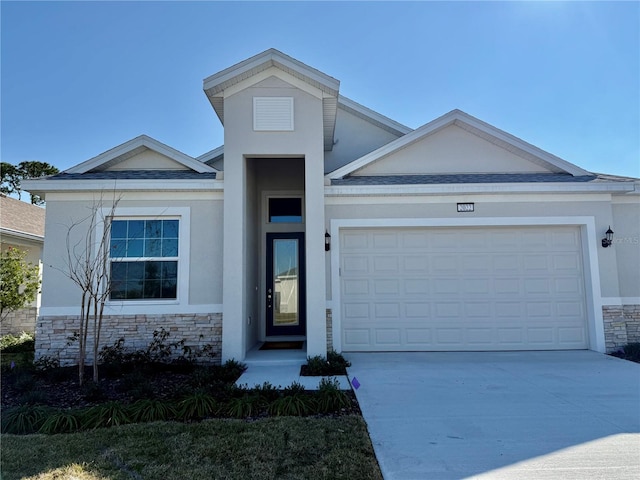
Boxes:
[21,178,224,196]
[0,227,44,243]
[324,181,636,197]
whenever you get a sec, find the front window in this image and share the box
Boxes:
[109,219,179,300]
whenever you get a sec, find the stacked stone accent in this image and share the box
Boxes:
[35,313,223,366]
[326,308,333,352]
[603,305,640,352]
[1,307,37,336]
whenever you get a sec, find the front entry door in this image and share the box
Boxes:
[266,232,306,336]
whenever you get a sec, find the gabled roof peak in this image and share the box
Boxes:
[65,135,217,174]
[203,48,339,98]
[328,109,592,179]
[203,49,341,151]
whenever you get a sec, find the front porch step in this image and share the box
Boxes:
[242,344,307,367]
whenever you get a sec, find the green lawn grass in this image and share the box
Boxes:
[1,415,382,480]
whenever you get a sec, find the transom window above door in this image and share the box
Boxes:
[268,197,302,223]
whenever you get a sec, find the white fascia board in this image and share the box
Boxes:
[65,135,217,174]
[324,181,635,197]
[338,95,413,135]
[21,178,223,193]
[204,49,339,96]
[327,109,592,180]
[0,227,44,243]
[197,145,224,162]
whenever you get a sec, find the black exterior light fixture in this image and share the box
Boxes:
[602,226,614,248]
[325,231,331,251]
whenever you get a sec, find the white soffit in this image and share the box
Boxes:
[327,110,592,179]
[65,135,217,174]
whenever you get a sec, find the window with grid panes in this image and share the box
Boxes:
[109,219,179,300]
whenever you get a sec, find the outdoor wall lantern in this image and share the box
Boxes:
[602,226,614,248]
[325,231,331,251]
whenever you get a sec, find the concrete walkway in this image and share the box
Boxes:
[346,351,640,480]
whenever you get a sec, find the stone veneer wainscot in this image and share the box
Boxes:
[603,305,640,352]
[35,313,222,366]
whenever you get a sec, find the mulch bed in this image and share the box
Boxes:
[1,367,195,410]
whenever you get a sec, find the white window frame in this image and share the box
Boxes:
[97,207,190,312]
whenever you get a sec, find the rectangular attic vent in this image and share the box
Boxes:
[253,97,294,131]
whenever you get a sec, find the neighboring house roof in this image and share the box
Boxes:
[327,109,592,179]
[0,194,45,242]
[65,135,217,174]
[203,48,341,151]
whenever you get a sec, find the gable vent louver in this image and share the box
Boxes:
[253,97,294,131]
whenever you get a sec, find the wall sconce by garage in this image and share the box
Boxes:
[325,231,331,251]
[601,226,614,248]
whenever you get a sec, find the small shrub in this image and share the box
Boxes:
[1,405,50,434]
[99,337,128,364]
[327,350,351,369]
[213,359,247,383]
[145,328,177,363]
[303,351,351,376]
[33,355,60,371]
[0,332,35,353]
[129,399,177,423]
[39,409,81,434]
[82,401,131,429]
[316,378,351,413]
[623,343,640,363]
[283,381,306,396]
[253,381,281,402]
[305,355,330,376]
[177,391,218,420]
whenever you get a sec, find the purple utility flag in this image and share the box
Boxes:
[351,377,360,390]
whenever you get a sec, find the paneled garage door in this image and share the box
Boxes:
[340,226,588,351]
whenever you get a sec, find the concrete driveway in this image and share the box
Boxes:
[346,351,640,479]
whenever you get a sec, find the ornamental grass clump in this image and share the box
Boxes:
[316,378,351,413]
[82,401,131,429]
[38,409,81,434]
[129,399,177,423]
[177,391,218,421]
[1,405,50,434]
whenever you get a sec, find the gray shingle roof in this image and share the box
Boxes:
[331,173,598,185]
[0,194,46,238]
[50,170,217,180]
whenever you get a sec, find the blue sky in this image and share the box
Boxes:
[2,1,638,177]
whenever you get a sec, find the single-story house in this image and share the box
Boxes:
[23,49,640,365]
[0,193,45,335]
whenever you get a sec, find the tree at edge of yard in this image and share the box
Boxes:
[0,247,41,323]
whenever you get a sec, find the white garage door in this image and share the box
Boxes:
[340,226,588,351]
